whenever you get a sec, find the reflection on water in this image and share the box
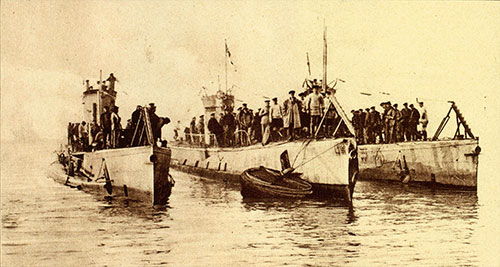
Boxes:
[1,141,497,266]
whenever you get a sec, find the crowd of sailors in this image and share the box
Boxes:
[351,101,429,145]
[68,103,169,152]
[176,81,351,147]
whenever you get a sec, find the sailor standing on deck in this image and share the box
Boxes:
[417,101,429,141]
[401,103,411,141]
[408,104,420,141]
[149,103,167,144]
[364,108,370,143]
[251,109,262,143]
[189,117,197,144]
[207,113,223,146]
[110,106,121,148]
[259,100,271,145]
[384,102,397,143]
[379,103,387,143]
[197,115,205,145]
[67,122,73,147]
[323,91,335,137]
[283,90,302,141]
[393,104,402,142]
[351,110,360,143]
[221,109,236,147]
[131,105,141,127]
[298,92,309,137]
[100,106,112,148]
[270,97,283,141]
[365,107,378,144]
[358,109,366,144]
[174,120,181,141]
[79,121,89,151]
[238,104,253,145]
[305,86,324,137]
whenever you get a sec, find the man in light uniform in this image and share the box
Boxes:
[283,90,302,141]
[259,100,271,145]
[270,97,283,141]
[417,101,428,141]
[305,86,324,137]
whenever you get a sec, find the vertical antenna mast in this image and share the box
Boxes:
[224,39,228,93]
[97,70,102,125]
[322,24,327,92]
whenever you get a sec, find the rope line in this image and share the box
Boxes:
[293,143,340,170]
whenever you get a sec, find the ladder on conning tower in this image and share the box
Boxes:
[432,101,475,140]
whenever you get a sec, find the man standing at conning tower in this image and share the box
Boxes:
[106,73,118,92]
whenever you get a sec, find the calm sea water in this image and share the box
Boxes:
[1,141,498,266]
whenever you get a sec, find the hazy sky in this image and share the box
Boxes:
[1,1,499,141]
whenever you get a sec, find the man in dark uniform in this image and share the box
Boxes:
[131,105,141,126]
[365,107,379,144]
[67,122,73,147]
[373,106,383,143]
[238,104,253,145]
[358,109,366,144]
[100,106,111,148]
[251,110,262,143]
[408,104,420,141]
[364,108,371,143]
[221,109,236,146]
[393,103,402,142]
[106,73,118,92]
[148,103,161,143]
[380,102,389,143]
[351,110,359,143]
[401,102,411,141]
[189,117,197,144]
[207,113,223,146]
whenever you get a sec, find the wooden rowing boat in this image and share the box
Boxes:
[240,166,312,198]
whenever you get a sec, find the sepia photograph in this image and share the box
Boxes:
[1,1,499,266]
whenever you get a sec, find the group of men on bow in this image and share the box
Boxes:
[351,101,429,144]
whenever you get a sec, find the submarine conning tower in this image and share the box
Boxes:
[200,90,234,143]
[82,75,118,126]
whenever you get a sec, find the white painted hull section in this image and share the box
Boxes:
[170,138,356,187]
[81,146,172,204]
[358,139,479,187]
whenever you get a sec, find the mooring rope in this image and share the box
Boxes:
[292,143,339,170]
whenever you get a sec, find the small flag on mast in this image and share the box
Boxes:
[225,41,237,72]
[306,52,311,76]
[225,43,234,65]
